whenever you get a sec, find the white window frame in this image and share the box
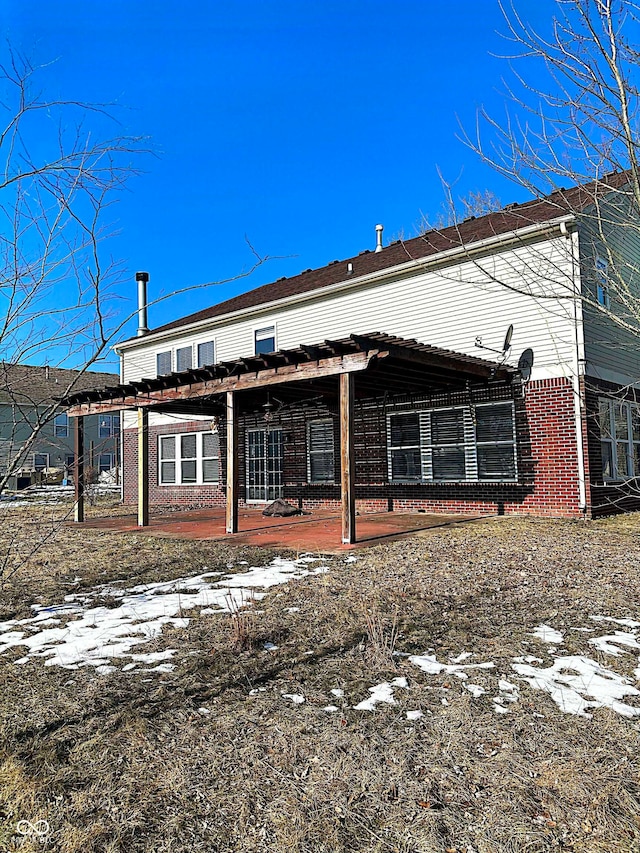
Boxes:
[595,255,610,309]
[254,323,276,355]
[307,419,335,483]
[99,414,120,439]
[158,431,221,486]
[32,453,49,471]
[598,397,640,481]
[387,402,517,484]
[54,412,69,437]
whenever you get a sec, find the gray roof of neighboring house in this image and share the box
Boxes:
[0,364,119,407]
[142,171,630,339]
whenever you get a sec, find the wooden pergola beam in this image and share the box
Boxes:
[73,416,85,523]
[66,351,379,417]
[340,372,356,545]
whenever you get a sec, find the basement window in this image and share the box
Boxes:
[307,419,335,483]
[387,402,516,483]
[159,431,220,486]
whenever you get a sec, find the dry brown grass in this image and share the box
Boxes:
[1,501,640,851]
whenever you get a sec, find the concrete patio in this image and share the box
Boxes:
[75,506,489,552]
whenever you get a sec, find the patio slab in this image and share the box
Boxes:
[75,506,489,552]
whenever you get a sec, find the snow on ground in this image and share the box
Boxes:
[354,677,408,711]
[0,555,329,673]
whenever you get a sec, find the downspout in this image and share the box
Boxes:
[563,221,587,513]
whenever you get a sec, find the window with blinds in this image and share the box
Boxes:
[197,340,215,367]
[158,431,220,485]
[176,346,193,372]
[156,351,172,376]
[387,402,516,483]
[307,419,335,482]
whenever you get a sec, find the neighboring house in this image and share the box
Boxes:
[64,172,640,530]
[0,364,120,488]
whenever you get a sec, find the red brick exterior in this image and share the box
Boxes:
[121,376,600,519]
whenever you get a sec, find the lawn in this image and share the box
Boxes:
[0,493,639,852]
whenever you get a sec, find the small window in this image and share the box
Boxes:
[197,341,215,367]
[99,414,120,439]
[388,413,422,481]
[176,346,193,372]
[308,419,335,483]
[33,453,49,471]
[180,434,197,483]
[255,325,276,355]
[202,432,220,482]
[157,351,172,376]
[98,453,115,473]
[596,256,610,308]
[54,413,69,437]
[159,436,176,484]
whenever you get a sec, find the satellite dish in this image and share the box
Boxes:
[503,324,514,354]
[518,348,534,382]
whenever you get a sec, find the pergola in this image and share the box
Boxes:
[63,333,513,545]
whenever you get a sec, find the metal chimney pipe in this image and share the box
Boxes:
[375,224,384,253]
[136,271,150,337]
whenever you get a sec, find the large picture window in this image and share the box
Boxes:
[598,398,640,481]
[158,431,220,485]
[307,419,335,483]
[387,402,516,483]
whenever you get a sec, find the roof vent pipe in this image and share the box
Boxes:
[136,271,150,337]
[375,224,384,253]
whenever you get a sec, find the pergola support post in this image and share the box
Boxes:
[137,407,149,527]
[73,415,85,522]
[340,372,356,545]
[226,390,239,534]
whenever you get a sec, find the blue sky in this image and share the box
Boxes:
[6,0,558,370]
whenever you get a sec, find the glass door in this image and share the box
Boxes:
[246,428,284,502]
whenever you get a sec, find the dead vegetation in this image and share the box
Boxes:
[1,500,640,851]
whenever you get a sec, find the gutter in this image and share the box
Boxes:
[115,214,576,353]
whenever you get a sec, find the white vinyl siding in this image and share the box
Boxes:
[307,419,335,483]
[158,431,220,486]
[122,236,577,385]
[387,402,516,483]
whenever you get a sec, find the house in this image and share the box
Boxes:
[63,172,640,541]
[0,364,120,488]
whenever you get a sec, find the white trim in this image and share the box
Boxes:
[158,430,220,486]
[115,216,576,353]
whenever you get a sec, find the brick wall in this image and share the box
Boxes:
[122,376,586,518]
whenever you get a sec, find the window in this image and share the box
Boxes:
[388,413,423,481]
[176,346,193,372]
[598,398,640,481]
[596,255,610,308]
[98,453,115,473]
[387,402,516,483]
[157,351,172,376]
[255,325,276,355]
[307,419,335,482]
[33,453,49,471]
[158,431,220,485]
[54,412,69,437]
[197,341,215,367]
[99,414,120,438]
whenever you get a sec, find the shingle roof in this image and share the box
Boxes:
[147,172,630,338]
[0,364,119,407]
